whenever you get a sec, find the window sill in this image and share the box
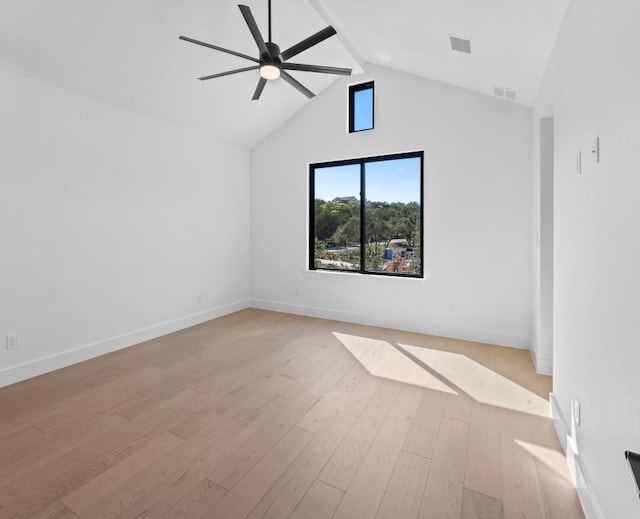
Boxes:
[304,269,427,282]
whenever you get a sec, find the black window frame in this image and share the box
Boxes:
[309,150,424,278]
[348,81,375,133]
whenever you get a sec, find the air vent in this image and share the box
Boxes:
[493,85,518,101]
[450,36,472,54]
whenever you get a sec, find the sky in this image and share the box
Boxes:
[314,156,421,204]
[353,88,373,131]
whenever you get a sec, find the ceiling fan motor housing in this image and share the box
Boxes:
[263,42,283,66]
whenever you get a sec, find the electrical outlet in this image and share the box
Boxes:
[448,303,457,313]
[592,137,600,164]
[196,294,202,304]
[5,334,19,351]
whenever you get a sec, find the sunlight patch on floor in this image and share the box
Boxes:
[397,343,550,417]
[515,439,573,484]
[332,332,457,395]
[333,332,550,417]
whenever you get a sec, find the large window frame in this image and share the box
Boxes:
[309,150,424,278]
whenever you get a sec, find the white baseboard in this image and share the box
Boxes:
[550,393,605,519]
[530,347,553,376]
[0,299,249,389]
[1,297,531,388]
[550,392,569,453]
[250,298,531,350]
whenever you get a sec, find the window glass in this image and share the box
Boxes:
[312,164,361,271]
[310,151,423,277]
[364,157,422,274]
[349,82,374,132]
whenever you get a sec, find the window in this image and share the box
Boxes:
[349,81,374,132]
[309,151,423,277]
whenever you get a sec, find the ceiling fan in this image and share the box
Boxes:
[179,0,352,100]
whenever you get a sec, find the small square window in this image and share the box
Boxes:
[349,81,374,133]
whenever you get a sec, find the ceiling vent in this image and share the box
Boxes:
[449,36,472,54]
[493,85,518,101]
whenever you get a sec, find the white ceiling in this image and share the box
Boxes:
[319,0,569,106]
[0,0,568,148]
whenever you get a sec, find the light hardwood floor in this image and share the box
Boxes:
[0,309,584,519]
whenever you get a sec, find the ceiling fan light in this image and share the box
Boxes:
[260,64,281,80]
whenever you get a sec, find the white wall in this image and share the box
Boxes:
[0,69,250,387]
[531,116,555,375]
[534,0,640,516]
[250,64,533,349]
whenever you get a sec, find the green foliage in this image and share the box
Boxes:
[407,251,421,273]
[331,215,360,245]
[365,206,391,246]
[363,201,420,247]
[364,244,385,271]
[314,198,422,275]
[341,248,361,270]
[314,200,359,242]
[313,238,326,267]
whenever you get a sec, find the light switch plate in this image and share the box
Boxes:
[592,137,600,164]
[576,151,582,174]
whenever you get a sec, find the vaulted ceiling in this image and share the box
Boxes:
[0,0,568,147]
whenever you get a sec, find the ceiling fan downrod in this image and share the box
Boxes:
[268,0,272,42]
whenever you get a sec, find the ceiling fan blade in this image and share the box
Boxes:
[252,77,268,100]
[179,36,259,63]
[281,63,352,75]
[238,5,269,58]
[281,26,337,61]
[280,71,314,99]
[199,66,259,81]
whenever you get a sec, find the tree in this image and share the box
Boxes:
[331,215,360,245]
[364,243,385,271]
[314,200,358,242]
[314,198,422,274]
[314,238,326,267]
[365,205,392,249]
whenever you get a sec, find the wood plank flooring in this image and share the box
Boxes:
[0,309,585,519]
